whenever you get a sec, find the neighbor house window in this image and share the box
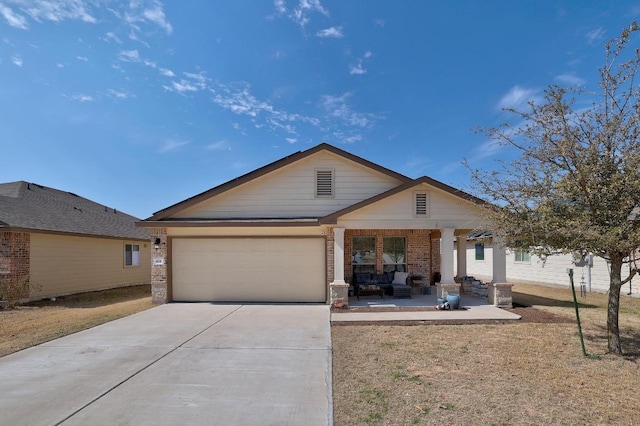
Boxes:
[414,191,429,217]
[514,248,531,263]
[315,169,334,198]
[125,244,140,267]
[475,243,485,261]
[352,236,375,273]
[383,237,406,273]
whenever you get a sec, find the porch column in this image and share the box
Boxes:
[456,235,467,279]
[488,236,513,307]
[491,237,507,283]
[332,227,346,285]
[436,228,461,297]
[330,227,349,307]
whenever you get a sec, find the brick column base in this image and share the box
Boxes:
[330,283,349,308]
[436,282,461,298]
[488,282,513,308]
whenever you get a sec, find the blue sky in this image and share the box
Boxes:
[1,1,639,219]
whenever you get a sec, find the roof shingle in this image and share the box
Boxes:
[0,181,149,240]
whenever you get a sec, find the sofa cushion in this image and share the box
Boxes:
[373,273,390,284]
[354,272,371,284]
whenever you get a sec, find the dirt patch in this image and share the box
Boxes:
[0,285,154,357]
[332,283,640,425]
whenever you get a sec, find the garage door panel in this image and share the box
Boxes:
[172,238,326,302]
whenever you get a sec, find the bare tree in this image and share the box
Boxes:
[468,23,640,355]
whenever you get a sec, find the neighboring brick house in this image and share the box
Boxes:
[0,181,151,302]
[139,143,510,306]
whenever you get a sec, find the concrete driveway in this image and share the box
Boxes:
[0,303,332,425]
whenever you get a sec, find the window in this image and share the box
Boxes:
[475,243,485,261]
[514,248,531,262]
[414,191,429,217]
[383,237,406,273]
[125,244,140,267]
[315,169,334,198]
[352,237,375,273]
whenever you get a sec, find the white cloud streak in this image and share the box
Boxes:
[317,26,343,38]
[273,0,329,28]
[3,1,173,40]
[0,4,28,29]
[555,73,586,86]
[497,85,540,110]
[11,55,23,66]
[160,138,190,153]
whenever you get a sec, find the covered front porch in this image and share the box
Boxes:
[331,293,521,322]
[329,227,512,308]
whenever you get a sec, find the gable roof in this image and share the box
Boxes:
[0,181,149,240]
[319,176,488,224]
[145,143,412,221]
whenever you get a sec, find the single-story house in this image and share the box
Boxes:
[0,181,151,302]
[461,233,640,295]
[139,143,513,306]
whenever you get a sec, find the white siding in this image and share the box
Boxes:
[463,242,640,295]
[172,151,404,219]
[338,183,485,230]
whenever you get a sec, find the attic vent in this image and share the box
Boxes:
[315,169,334,198]
[414,191,429,217]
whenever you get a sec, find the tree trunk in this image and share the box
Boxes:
[607,255,624,355]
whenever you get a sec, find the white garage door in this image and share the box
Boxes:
[172,237,326,302]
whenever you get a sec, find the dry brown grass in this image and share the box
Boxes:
[332,283,640,425]
[0,285,154,357]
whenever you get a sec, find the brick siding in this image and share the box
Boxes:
[344,229,433,283]
[0,231,31,299]
[149,227,168,304]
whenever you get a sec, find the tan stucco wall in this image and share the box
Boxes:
[30,233,151,299]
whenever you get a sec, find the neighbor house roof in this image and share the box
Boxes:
[0,181,149,240]
[145,143,412,221]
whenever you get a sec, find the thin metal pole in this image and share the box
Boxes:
[568,268,588,357]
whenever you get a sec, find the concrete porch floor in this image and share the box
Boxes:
[331,293,522,322]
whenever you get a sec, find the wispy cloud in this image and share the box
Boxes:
[118,49,140,62]
[141,3,172,34]
[205,140,231,151]
[5,1,173,45]
[349,51,372,75]
[106,89,133,100]
[11,55,23,66]
[286,137,298,143]
[76,56,88,62]
[321,92,378,128]
[349,60,366,75]
[373,18,385,28]
[317,26,343,38]
[496,85,540,110]
[0,4,28,29]
[103,32,122,44]
[160,138,189,153]
[70,93,94,102]
[159,67,175,77]
[554,73,586,86]
[586,27,606,44]
[162,71,209,94]
[20,0,97,24]
[273,0,329,28]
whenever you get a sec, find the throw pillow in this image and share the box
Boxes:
[392,271,409,284]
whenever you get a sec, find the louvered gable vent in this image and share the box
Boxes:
[415,192,428,216]
[316,169,334,198]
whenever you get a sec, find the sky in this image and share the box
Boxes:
[1,1,639,219]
